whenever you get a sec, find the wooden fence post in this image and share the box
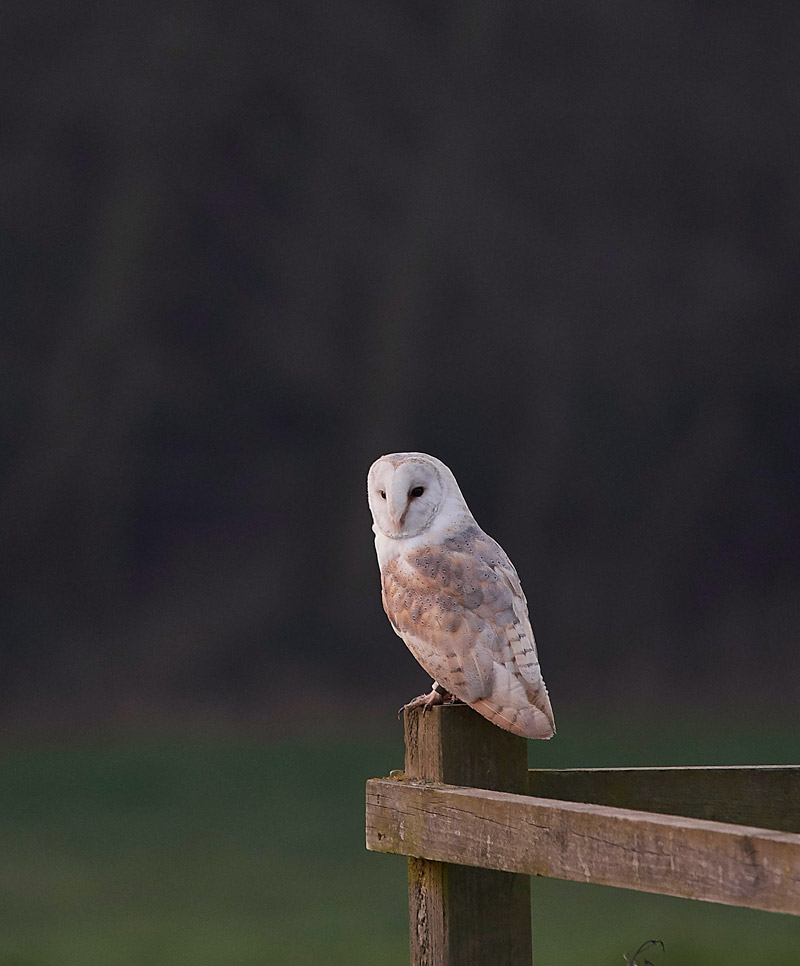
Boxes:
[403,704,532,966]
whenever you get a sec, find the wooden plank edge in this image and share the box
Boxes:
[527,765,800,833]
[528,765,800,773]
[366,777,800,916]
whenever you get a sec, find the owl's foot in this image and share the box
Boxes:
[398,684,459,719]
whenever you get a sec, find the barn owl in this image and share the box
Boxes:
[367,452,555,739]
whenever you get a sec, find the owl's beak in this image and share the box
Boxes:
[389,504,408,533]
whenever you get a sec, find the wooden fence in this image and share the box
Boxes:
[365,705,800,965]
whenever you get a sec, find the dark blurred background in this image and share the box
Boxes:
[3,1,798,728]
[2,3,800,963]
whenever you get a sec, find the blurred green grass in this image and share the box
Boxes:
[0,708,797,965]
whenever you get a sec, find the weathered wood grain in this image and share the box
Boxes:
[367,778,800,916]
[401,705,532,965]
[404,703,529,793]
[528,766,800,833]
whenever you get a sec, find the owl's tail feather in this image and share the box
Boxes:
[471,696,556,740]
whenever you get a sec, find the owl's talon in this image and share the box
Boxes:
[398,688,450,719]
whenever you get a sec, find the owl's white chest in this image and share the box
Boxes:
[373,529,423,572]
[372,509,471,571]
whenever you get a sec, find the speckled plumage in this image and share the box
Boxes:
[367,452,555,739]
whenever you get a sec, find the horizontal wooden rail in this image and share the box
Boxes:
[366,776,800,916]
[528,765,800,833]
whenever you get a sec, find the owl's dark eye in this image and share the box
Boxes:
[379,490,386,499]
[409,485,425,499]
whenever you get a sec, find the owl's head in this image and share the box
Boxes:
[367,452,469,540]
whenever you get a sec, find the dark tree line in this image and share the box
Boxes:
[2,1,799,723]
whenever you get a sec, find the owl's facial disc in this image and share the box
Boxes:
[368,457,444,539]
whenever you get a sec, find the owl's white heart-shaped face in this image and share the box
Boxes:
[367,454,446,539]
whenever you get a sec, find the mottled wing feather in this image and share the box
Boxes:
[380,526,555,739]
